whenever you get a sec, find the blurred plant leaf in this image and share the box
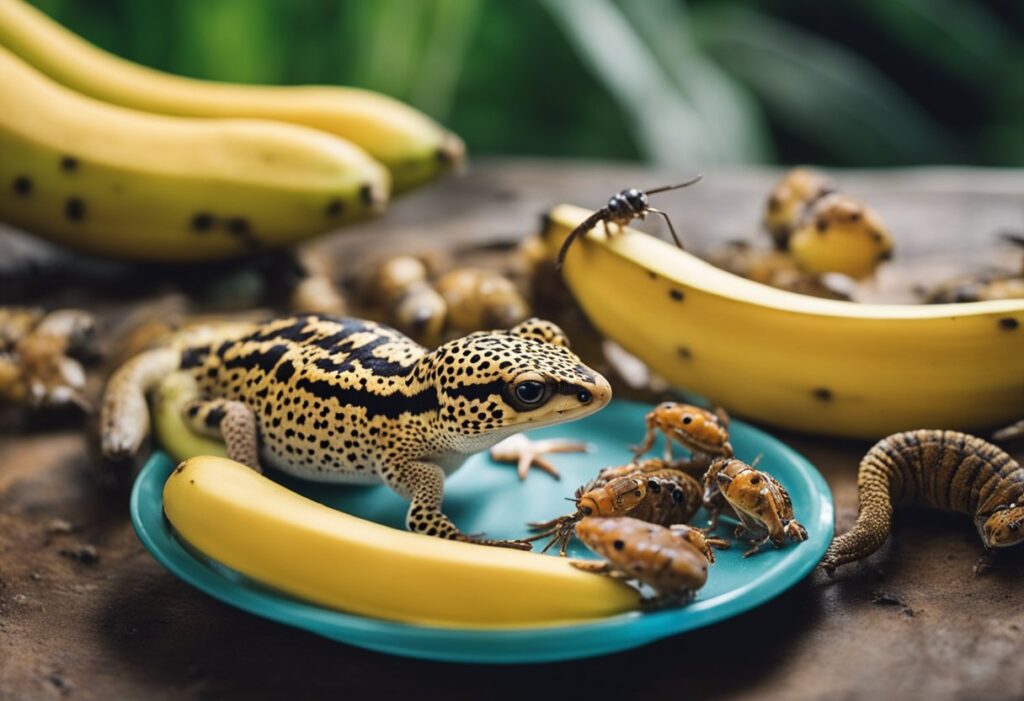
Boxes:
[541,0,748,167]
[861,0,1022,88]
[694,4,952,164]
[407,0,482,120]
[860,0,1024,161]
[122,1,176,72]
[622,0,771,163]
[343,0,429,97]
[178,0,284,83]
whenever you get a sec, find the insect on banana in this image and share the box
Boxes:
[542,204,1024,438]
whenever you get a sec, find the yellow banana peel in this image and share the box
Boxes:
[544,204,1024,439]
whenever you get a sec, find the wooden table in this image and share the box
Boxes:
[1,160,1022,701]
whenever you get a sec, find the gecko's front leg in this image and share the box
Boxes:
[384,460,532,550]
[183,398,261,472]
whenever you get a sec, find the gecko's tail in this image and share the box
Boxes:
[100,347,181,460]
[820,445,896,575]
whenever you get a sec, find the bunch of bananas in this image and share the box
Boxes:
[544,205,1024,439]
[0,0,463,261]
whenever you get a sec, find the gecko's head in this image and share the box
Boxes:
[981,503,1024,548]
[429,318,611,448]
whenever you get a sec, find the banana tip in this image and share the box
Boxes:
[436,132,467,175]
[360,183,389,214]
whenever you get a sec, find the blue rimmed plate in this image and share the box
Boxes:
[131,399,832,663]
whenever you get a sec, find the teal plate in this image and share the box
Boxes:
[131,399,833,664]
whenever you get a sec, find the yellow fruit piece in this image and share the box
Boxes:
[763,168,833,249]
[153,372,227,463]
[0,46,388,261]
[0,0,463,193]
[164,456,637,628]
[544,204,1024,439]
[788,193,893,279]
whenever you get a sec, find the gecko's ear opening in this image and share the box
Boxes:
[508,318,570,348]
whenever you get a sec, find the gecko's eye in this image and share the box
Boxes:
[750,476,761,485]
[514,381,546,405]
[580,506,593,516]
[576,388,592,404]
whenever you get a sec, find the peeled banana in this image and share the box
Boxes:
[544,205,1024,439]
[0,46,389,261]
[0,0,463,193]
[164,455,637,628]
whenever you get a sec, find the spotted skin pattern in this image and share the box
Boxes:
[177,315,611,547]
[183,398,260,471]
[821,430,1024,574]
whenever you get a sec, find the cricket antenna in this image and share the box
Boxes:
[644,174,704,195]
[555,174,704,271]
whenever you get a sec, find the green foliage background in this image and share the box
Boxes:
[29,0,1024,167]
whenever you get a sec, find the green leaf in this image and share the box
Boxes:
[621,0,772,163]
[694,5,952,164]
[862,0,1019,87]
[541,0,755,166]
[407,0,483,120]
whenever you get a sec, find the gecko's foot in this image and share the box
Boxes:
[489,434,591,481]
[454,533,534,551]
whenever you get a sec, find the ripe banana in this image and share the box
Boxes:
[164,455,637,627]
[543,204,1024,439]
[0,46,389,262]
[0,0,463,193]
[787,193,893,280]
